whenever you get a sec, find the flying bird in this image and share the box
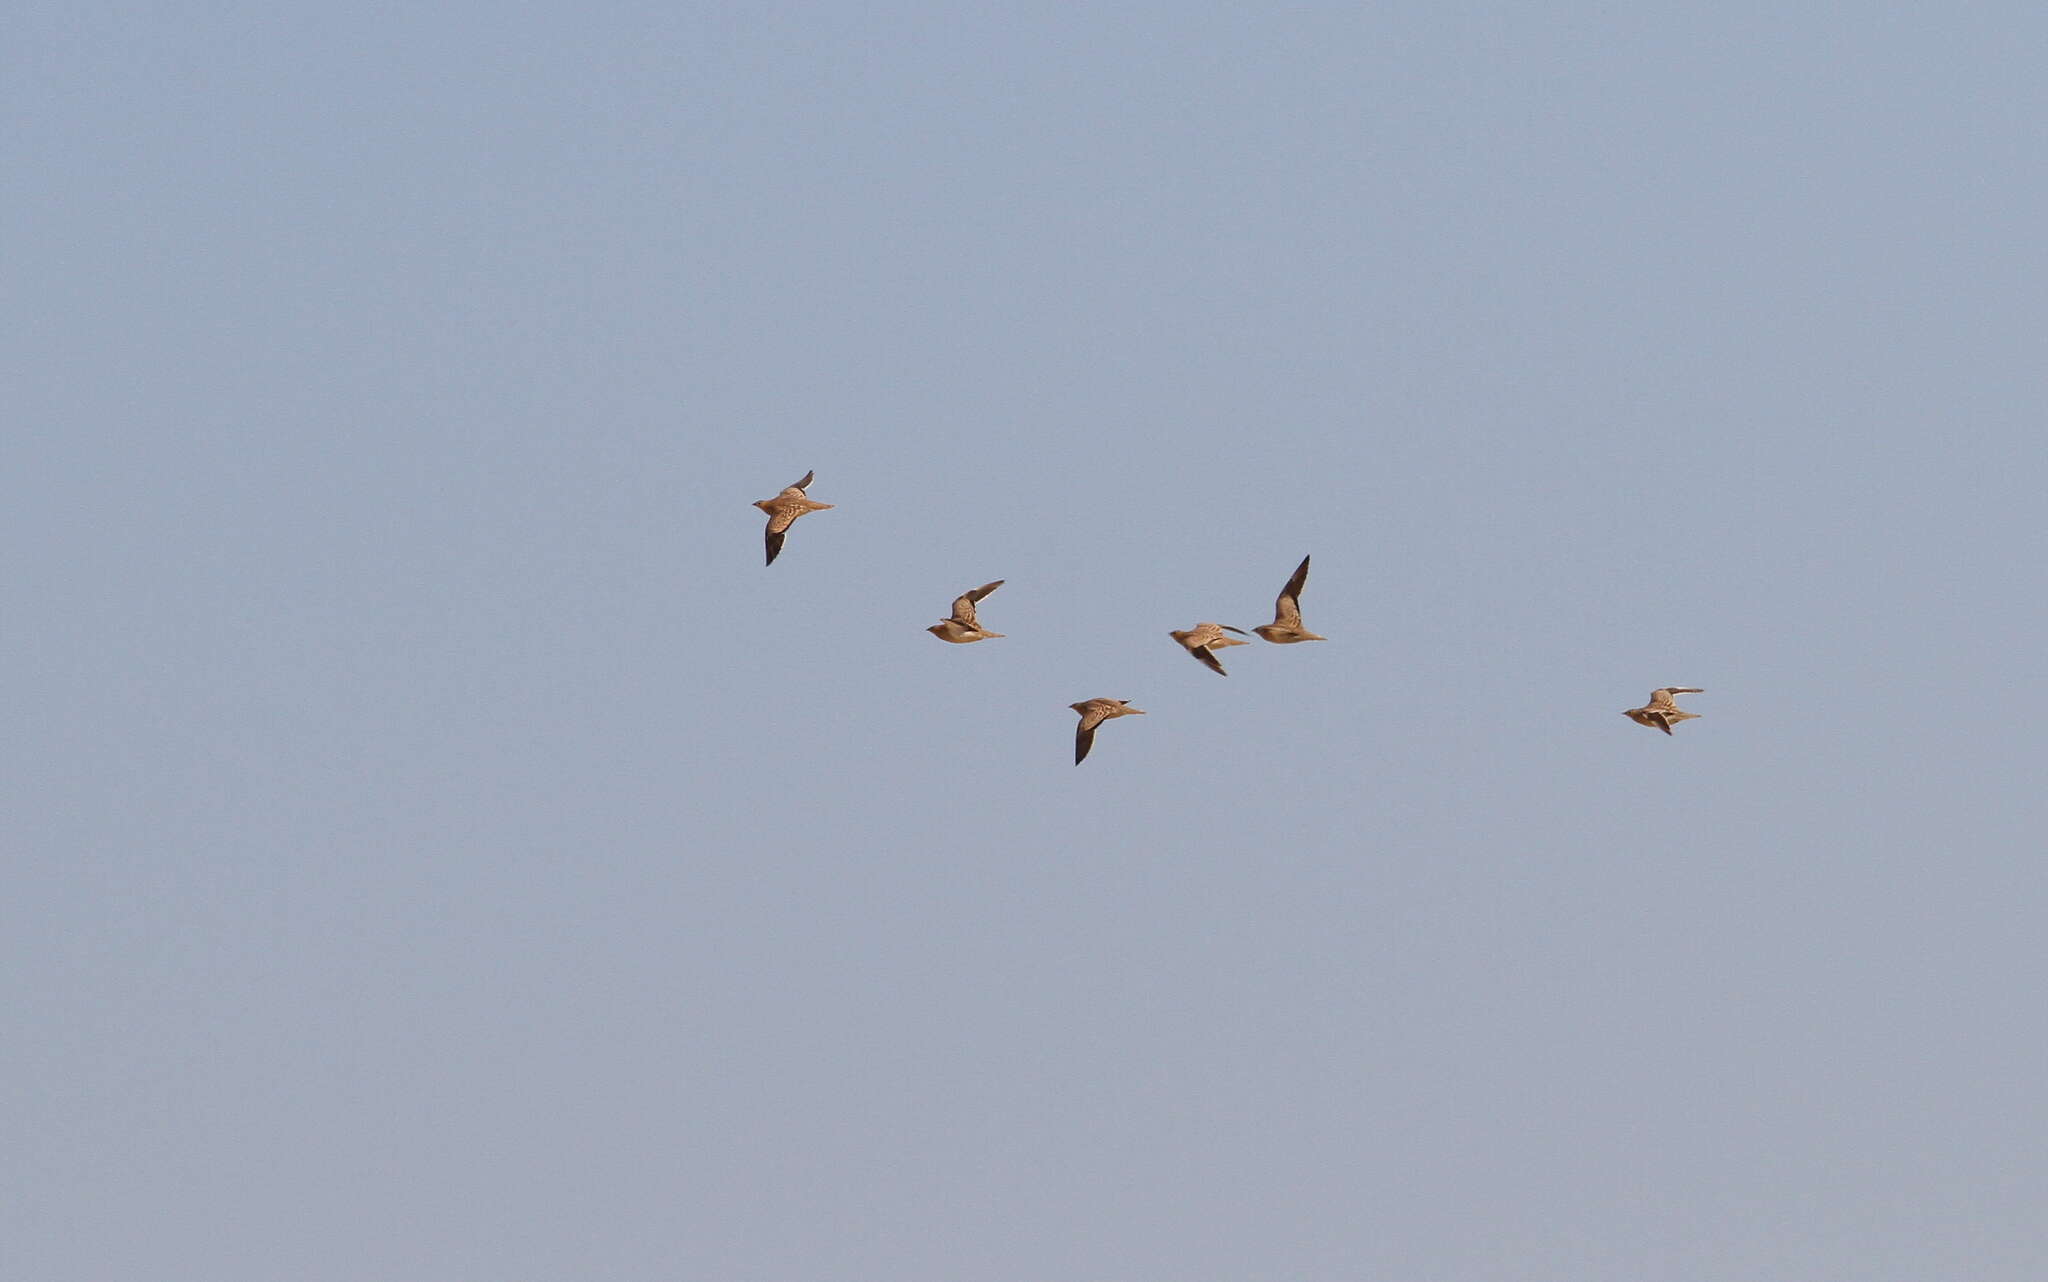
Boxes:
[1624,687,1704,735]
[1169,622,1251,676]
[753,470,833,566]
[927,580,1006,643]
[1253,555,1326,644]
[1071,698,1145,765]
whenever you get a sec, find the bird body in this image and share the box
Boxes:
[1071,698,1145,764]
[1625,687,1704,735]
[927,580,1006,643]
[1169,622,1251,676]
[1253,555,1326,643]
[753,470,833,565]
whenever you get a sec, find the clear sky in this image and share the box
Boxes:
[7,3,2047,1279]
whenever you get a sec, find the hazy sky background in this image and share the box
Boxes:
[7,3,2047,1279]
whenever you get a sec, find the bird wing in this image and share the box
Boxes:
[951,580,1003,627]
[1190,645,1228,676]
[1073,703,1109,763]
[789,470,815,493]
[1649,711,1674,734]
[1272,556,1310,628]
[764,525,787,566]
[1647,687,1702,709]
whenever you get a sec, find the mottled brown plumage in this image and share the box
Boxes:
[1169,622,1251,676]
[1624,687,1704,735]
[928,580,1006,643]
[1253,555,1326,644]
[1071,698,1145,765]
[753,470,833,566]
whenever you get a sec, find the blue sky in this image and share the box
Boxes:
[7,3,2047,1278]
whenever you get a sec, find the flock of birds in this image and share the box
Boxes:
[755,469,1706,763]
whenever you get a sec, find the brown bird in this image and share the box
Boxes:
[1253,555,1326,644]
[1071,698,1145,765]
[1624,687,1704,735]
[1169,622,1251,676]
[927,580,1005,643]
[753,470,833,566]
